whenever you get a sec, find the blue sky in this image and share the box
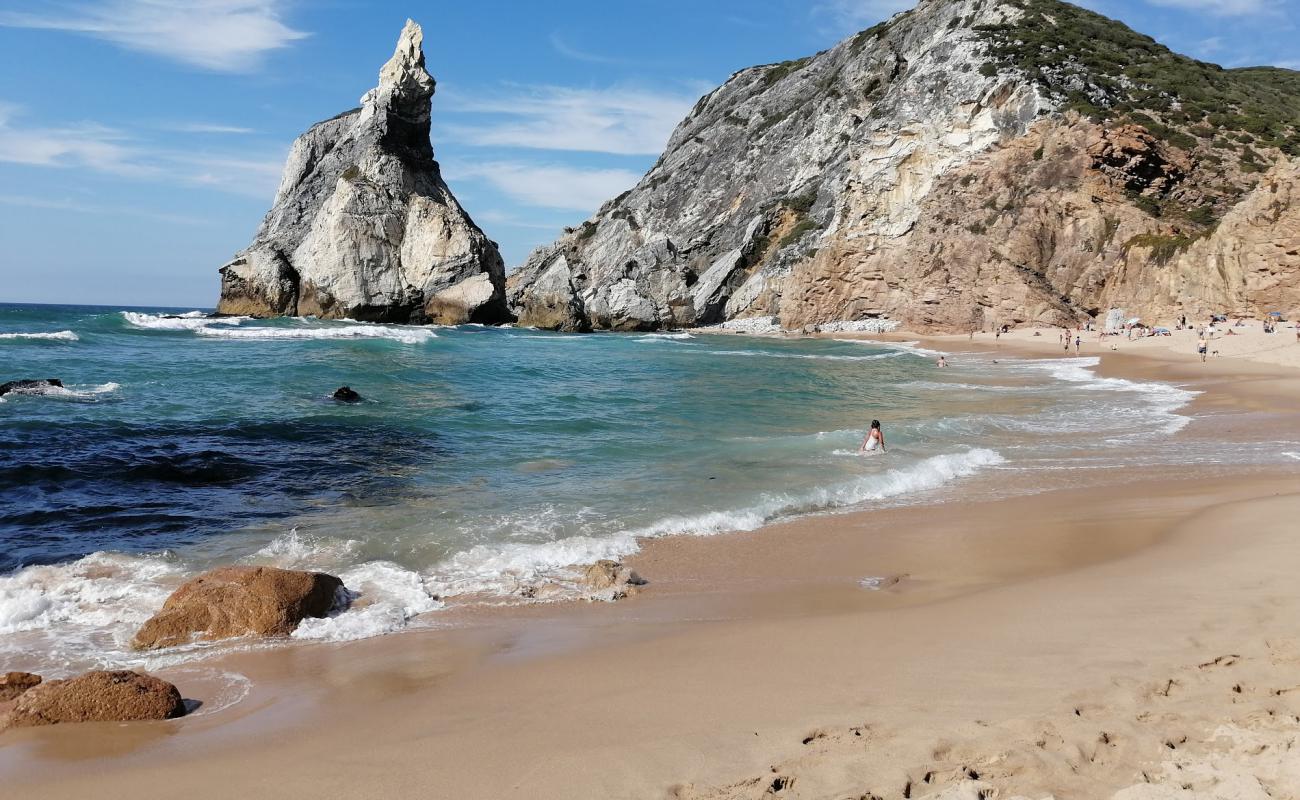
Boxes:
[0,0,1296,307]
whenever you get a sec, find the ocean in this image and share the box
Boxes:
[1,302,1290,675]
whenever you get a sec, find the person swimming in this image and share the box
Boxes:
[860,420,886,454]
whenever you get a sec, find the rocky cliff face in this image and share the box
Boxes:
[217,20,507,324]
[507,0,1300,331]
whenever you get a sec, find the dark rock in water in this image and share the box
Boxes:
[0,672,42,703]
[0,379,63,396]
[1,670,185,730]
[216,20,508,325]
[131,565,344,650]
[332,386,363,403]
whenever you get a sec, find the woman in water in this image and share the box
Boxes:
[860,420,886,454]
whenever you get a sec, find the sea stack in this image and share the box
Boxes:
[507,0,1300,332]
[217,20,509,325]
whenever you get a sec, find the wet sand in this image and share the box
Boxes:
[4,342,1300,799]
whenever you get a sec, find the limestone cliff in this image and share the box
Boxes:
[217,20,507,324]
[507,0,1300,331]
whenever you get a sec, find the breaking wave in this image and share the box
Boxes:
[0,330,79,342]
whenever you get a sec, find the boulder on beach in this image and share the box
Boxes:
[132,565,344,650]
[332,386,363,403]
[581,560,647,601]
[0,672,42,703]
[1,670,185,730]
[0,379,63,396]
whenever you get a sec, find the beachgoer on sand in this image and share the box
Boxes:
[1074,335,1081,354]
[1198,335,1208,362]
[860,420,886,454]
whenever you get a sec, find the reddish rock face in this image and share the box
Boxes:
[0,672,42,703]
[2,671,184,730]
[132,565,344,651]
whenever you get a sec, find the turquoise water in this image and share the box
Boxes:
[0,302,1255,672]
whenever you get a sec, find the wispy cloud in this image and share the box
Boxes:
[439,84,701,156]
[1143,0,1282,15]
[0,0,307,72]
[548,32,621,64]
[0,193,210,225]
[474,208,573,232]
[812,0,915,36]
[0,103,284,198]
[0,103,147,177]
[447,162,642,212]
[161,122,257,135]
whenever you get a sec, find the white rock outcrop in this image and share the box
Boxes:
[217,20,507,324]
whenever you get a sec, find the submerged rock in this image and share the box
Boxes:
[1,671,184,730]
[217,20,508,325]
[132,566,344,650]
[0,672,41,703]
[0,379,63,396]
[581,560,647,601]
[332,386,363,403]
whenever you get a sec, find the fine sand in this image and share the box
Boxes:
[3,338,1300,799]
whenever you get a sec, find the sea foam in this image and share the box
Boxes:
[0,381,120,401]
[122,311,246,330]
[0,330,79,341]
[196,324,436,344]
[425,448,1004,599]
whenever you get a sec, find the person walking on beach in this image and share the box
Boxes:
[1198,334,1208,362]
[1074,334,1081,354]
[860,420,886,455]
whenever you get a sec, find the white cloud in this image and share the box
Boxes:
[0,103,283,198]
[162,122,257,134]
[0,0,307,72]
[439,84,701,156]
[0,193,209,225]
[548,32,620,64]
[447,162,642,212]
[813,0,915,35]
[0,106,148,177]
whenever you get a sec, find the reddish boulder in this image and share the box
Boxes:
[2,670,184,730]
[0,672,42,703]
[132,565,343,650]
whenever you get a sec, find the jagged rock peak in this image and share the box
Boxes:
[216,19,509,325]
[363,19,436,123]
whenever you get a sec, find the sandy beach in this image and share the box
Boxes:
[4,334,1300,800]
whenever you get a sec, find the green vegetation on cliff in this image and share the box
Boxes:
[977,0,1300,155]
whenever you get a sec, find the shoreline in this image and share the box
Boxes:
[5,332,1300,798]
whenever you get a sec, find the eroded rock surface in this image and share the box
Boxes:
[1,671,184,730]
[581,560,647,601]
[0,672,41,703]
[217,20,507,324]
[508,0,1300,331]
[132,566,344,650]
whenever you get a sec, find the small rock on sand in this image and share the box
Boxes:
[582,560,647,601]
[0,672,42,702]
[132,565,344,650]
[1,670,185,730]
